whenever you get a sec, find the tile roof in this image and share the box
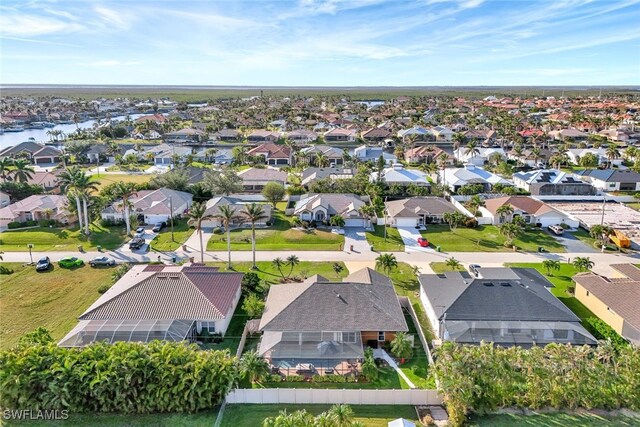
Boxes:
[238,167,288,182]
[294,193,366,217]
[0,195,68,220]
[385,197,457,218]
[247,143,291,159]
[483,196,557,216]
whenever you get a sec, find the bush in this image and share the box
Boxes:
[268,374,283,383]
[464,217,478,228]
[100,218,123,227]
[0,330,238,413]
[585,317,629,351]
[97,284,111,294]
[38,219,56,227]
[7,220,37,229]
[212,227,223,235]
[311,374,346,383]
[0,265,14,275]
[284,375,306,382]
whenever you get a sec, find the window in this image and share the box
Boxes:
[201,322,215,334]
[342,332,357,343]
[586,291,590,296]
[378,331,385,341]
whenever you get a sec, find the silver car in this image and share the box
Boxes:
[89,256,116,267]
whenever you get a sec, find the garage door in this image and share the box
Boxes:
[345,218,366,228]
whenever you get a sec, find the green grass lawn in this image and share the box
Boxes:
[150,219,195,252]
[220,404,419,427]
[469,412,640,427]
[0,262,116,350]
[258,368,410,390]
[430,262,466,274]
[366,225,405,252]
[422,224,566,253]
[3,411,219,426]
[90,173,153,190]
[206,211,344,251]
[626,202,640,211]
[201,297,251,355]
[400,313,435,389]
[0,223,128,251]
[505,262,598,325]
[572,228,618,252]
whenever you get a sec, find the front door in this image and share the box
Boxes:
[418,215,425,226]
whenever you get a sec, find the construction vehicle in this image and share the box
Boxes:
[609,229,631,249]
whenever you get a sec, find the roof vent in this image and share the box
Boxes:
[483,282,494,287]
[500,283,512,287]
[336,294,340,298]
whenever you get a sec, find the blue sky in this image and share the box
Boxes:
[1,0,639,86]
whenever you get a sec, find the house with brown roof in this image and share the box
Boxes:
[247,143,291,166]
[247,130,281,143]
[27,171,62,193]
[479,195,577,227]
[286,129,318,143]
[361,127,391,143]
[294,193,368,227]
[323,127,357,142]
[573,264,640,346]
[238,167,288,192]
[101,188,192,225]
[384,197,458,227]
[404,146,453,165]
[0,194,76,229]
[58,264,243,347]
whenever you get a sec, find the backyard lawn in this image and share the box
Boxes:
[430,261,466,274]
[469,412,640,427]
[0,223,128,252]
[206,211,344,251]
[505,262,598,324]
[90,173,153,190]
[366,225,405,252]
[150,219,195,252]
[422,224,566,253]
[220,404,419,427]
[0,262,116,349]
[2,411,219,427]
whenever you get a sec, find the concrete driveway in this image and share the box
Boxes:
[397,227,433,253]
[553,230,598,253]
[344,228,370,253]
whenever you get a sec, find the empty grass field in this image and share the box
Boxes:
[422,224,566,253]
[0,262,116,349]
[0,223,128,252]
[90,173,153,190]
[366,225,405,252]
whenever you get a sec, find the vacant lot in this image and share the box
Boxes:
[0,223,128,252]
[366,225,405,252]
[422,224,566,252]
[90,173,153,190]
[0,262,115,349]
[207,212,344,251]
[150,219,194,252]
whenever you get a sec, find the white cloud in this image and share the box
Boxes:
[0,12,85,37]
[81,60,143,67]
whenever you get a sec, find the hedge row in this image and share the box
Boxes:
[585,317,630,351]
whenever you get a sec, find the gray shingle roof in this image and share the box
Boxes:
[385,197,456,218]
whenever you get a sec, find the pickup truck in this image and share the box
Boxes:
[548,225,564,235]
[129,237,145,250]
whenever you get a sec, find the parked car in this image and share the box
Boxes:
[129,237,145,250]
[59,256,84,268]
[135,227,145,233]
[548,225,564,235]
[35,256,51,271]
[469,264,481,277]
[417,237,429,247]
[152,222,166,233]
[89,256,116,267]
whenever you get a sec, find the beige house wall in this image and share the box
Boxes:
[575,283,625,334]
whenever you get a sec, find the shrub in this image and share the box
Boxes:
[585,317,629,351]
[0,265,14,275]
[464,217,478,228]
[100,218,122,227]
[97,284,111,294]
[212,227,223,235]
[268,374,282,383]
[284,375,306,382]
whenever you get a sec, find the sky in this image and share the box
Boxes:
[1,0,639,86]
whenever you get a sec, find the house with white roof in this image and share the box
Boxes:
[370,164,430,189]
[353,145,396,164]
[432,125,454,142]
[438,164,513,193]
[101,188,192,225]
[397,126,435,142]
[293,193,368,227]
[513,169,596,196]
[453,147,506,166]
[566,148,623,167]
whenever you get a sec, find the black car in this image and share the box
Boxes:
[129,237,145,250]
[35,256,51,271]
[152,222,166,233]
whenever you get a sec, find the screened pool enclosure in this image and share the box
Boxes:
[258,331,365,360]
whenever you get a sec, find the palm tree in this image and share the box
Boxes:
[437,152,448,185]
[326,404,355,427]
[464,141,480,161]
[58,166,85,232]
[214,205,238,269]
[573,256,594,272]
[315,152,330,168]
[496,204,514,223]
[114,182,138,235]
[239,351,269,384]
[272,257,286,279]
[605,144,620,168]
[465,194,485,216]
[10,159,35,183]
[76,171,98,234]
[0,157,12,180]
[286,254,300,278]
[446,257,462,270]
[542,259,561,276]
[390,332,413,362]
[187,202,212,264]
[375,253,397,276]
[242,203,267,269]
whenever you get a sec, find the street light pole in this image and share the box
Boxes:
[169,196,174,242]
[27,244,33,265]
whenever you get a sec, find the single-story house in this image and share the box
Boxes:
[419,267,597,347]
[58,264,243,347]
[384,197,458,227]
[512,169,596,196]
[480,195,578,227]
[573,264,640,346]
[101,188,192,225]
[247,130,281,143]
[202,196,272,228]
[454,147,506,166]
[566,148,623,167]
[0,195,76,229]
[238,167,288,192]
[361,127,392,143]
[371,164,430,189]
[258,268,408,365]
[286,129,318,143]
[404,146,453,165]
[294,193,368,227]
[507,148,554,168]
[353,145,396,164]
[299,145,344,166]
[431,126,454,142]
[0,141,63,164]
[247,143,291,166]
[324,128,357,142]
[438,164,513,193]
[301,167,356,187]
[575,169,640,192]
[397,126,436,142]
[164,128,206,144]
[463,129,497,145]
[549,128,589,142]
[212,129,241,142]
[27,171,62,194]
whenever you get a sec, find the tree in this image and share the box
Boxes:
[542,259,561,276]
[332,262,344,278]
[326,404,355,427]
[361,347,379,381]
[242,203,268,269]
[329,215,345,228]
[241,272,261,295]
[114,182,138,235]
[59,166,85,233]
[262,182,285,208]
[443,211,466,232]
[10,159,35,183]
[242,293,265,318]
[0,157,12,180]
[579,152,599,169]
[498,221,523,244]
[446,257,462,270]
[76,171,98,235]
[272,257,286,279]
[375,253,397,276]
[286,254,300,278]
[496,204,514,223]
[464,141,480,161]
[465,194,485,216]
[150,169,190,191]
[589,224,613,248]
[573,256,594,271]
[606,144,620,168]
[187,201,212,264]
[239,351,269,384]
[390,332,413,362]
[204,169,242,196]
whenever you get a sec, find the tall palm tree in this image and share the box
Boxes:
[242,203,267,269]
[464,141,480,161]
[114,182,138,235]
[214,205,238,269]
[0,157,12,180]
[606,144,620,168]
[315,152,330,168]
[496,204,514,223]
[187,201,212,264]
[375,253,398,276]
[10,159,35,183]
[573,256,594,272]
[58,166,85,232]
[76,171,98,234]
[286,254,300,278]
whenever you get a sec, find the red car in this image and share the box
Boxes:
[417,237,429,247]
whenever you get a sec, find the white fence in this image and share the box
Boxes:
[226,388,442,405]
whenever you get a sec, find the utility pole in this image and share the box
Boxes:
[600,195,606,226]
[169,196,174,242]
[383,196,388,241]
[96,155,100,177]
